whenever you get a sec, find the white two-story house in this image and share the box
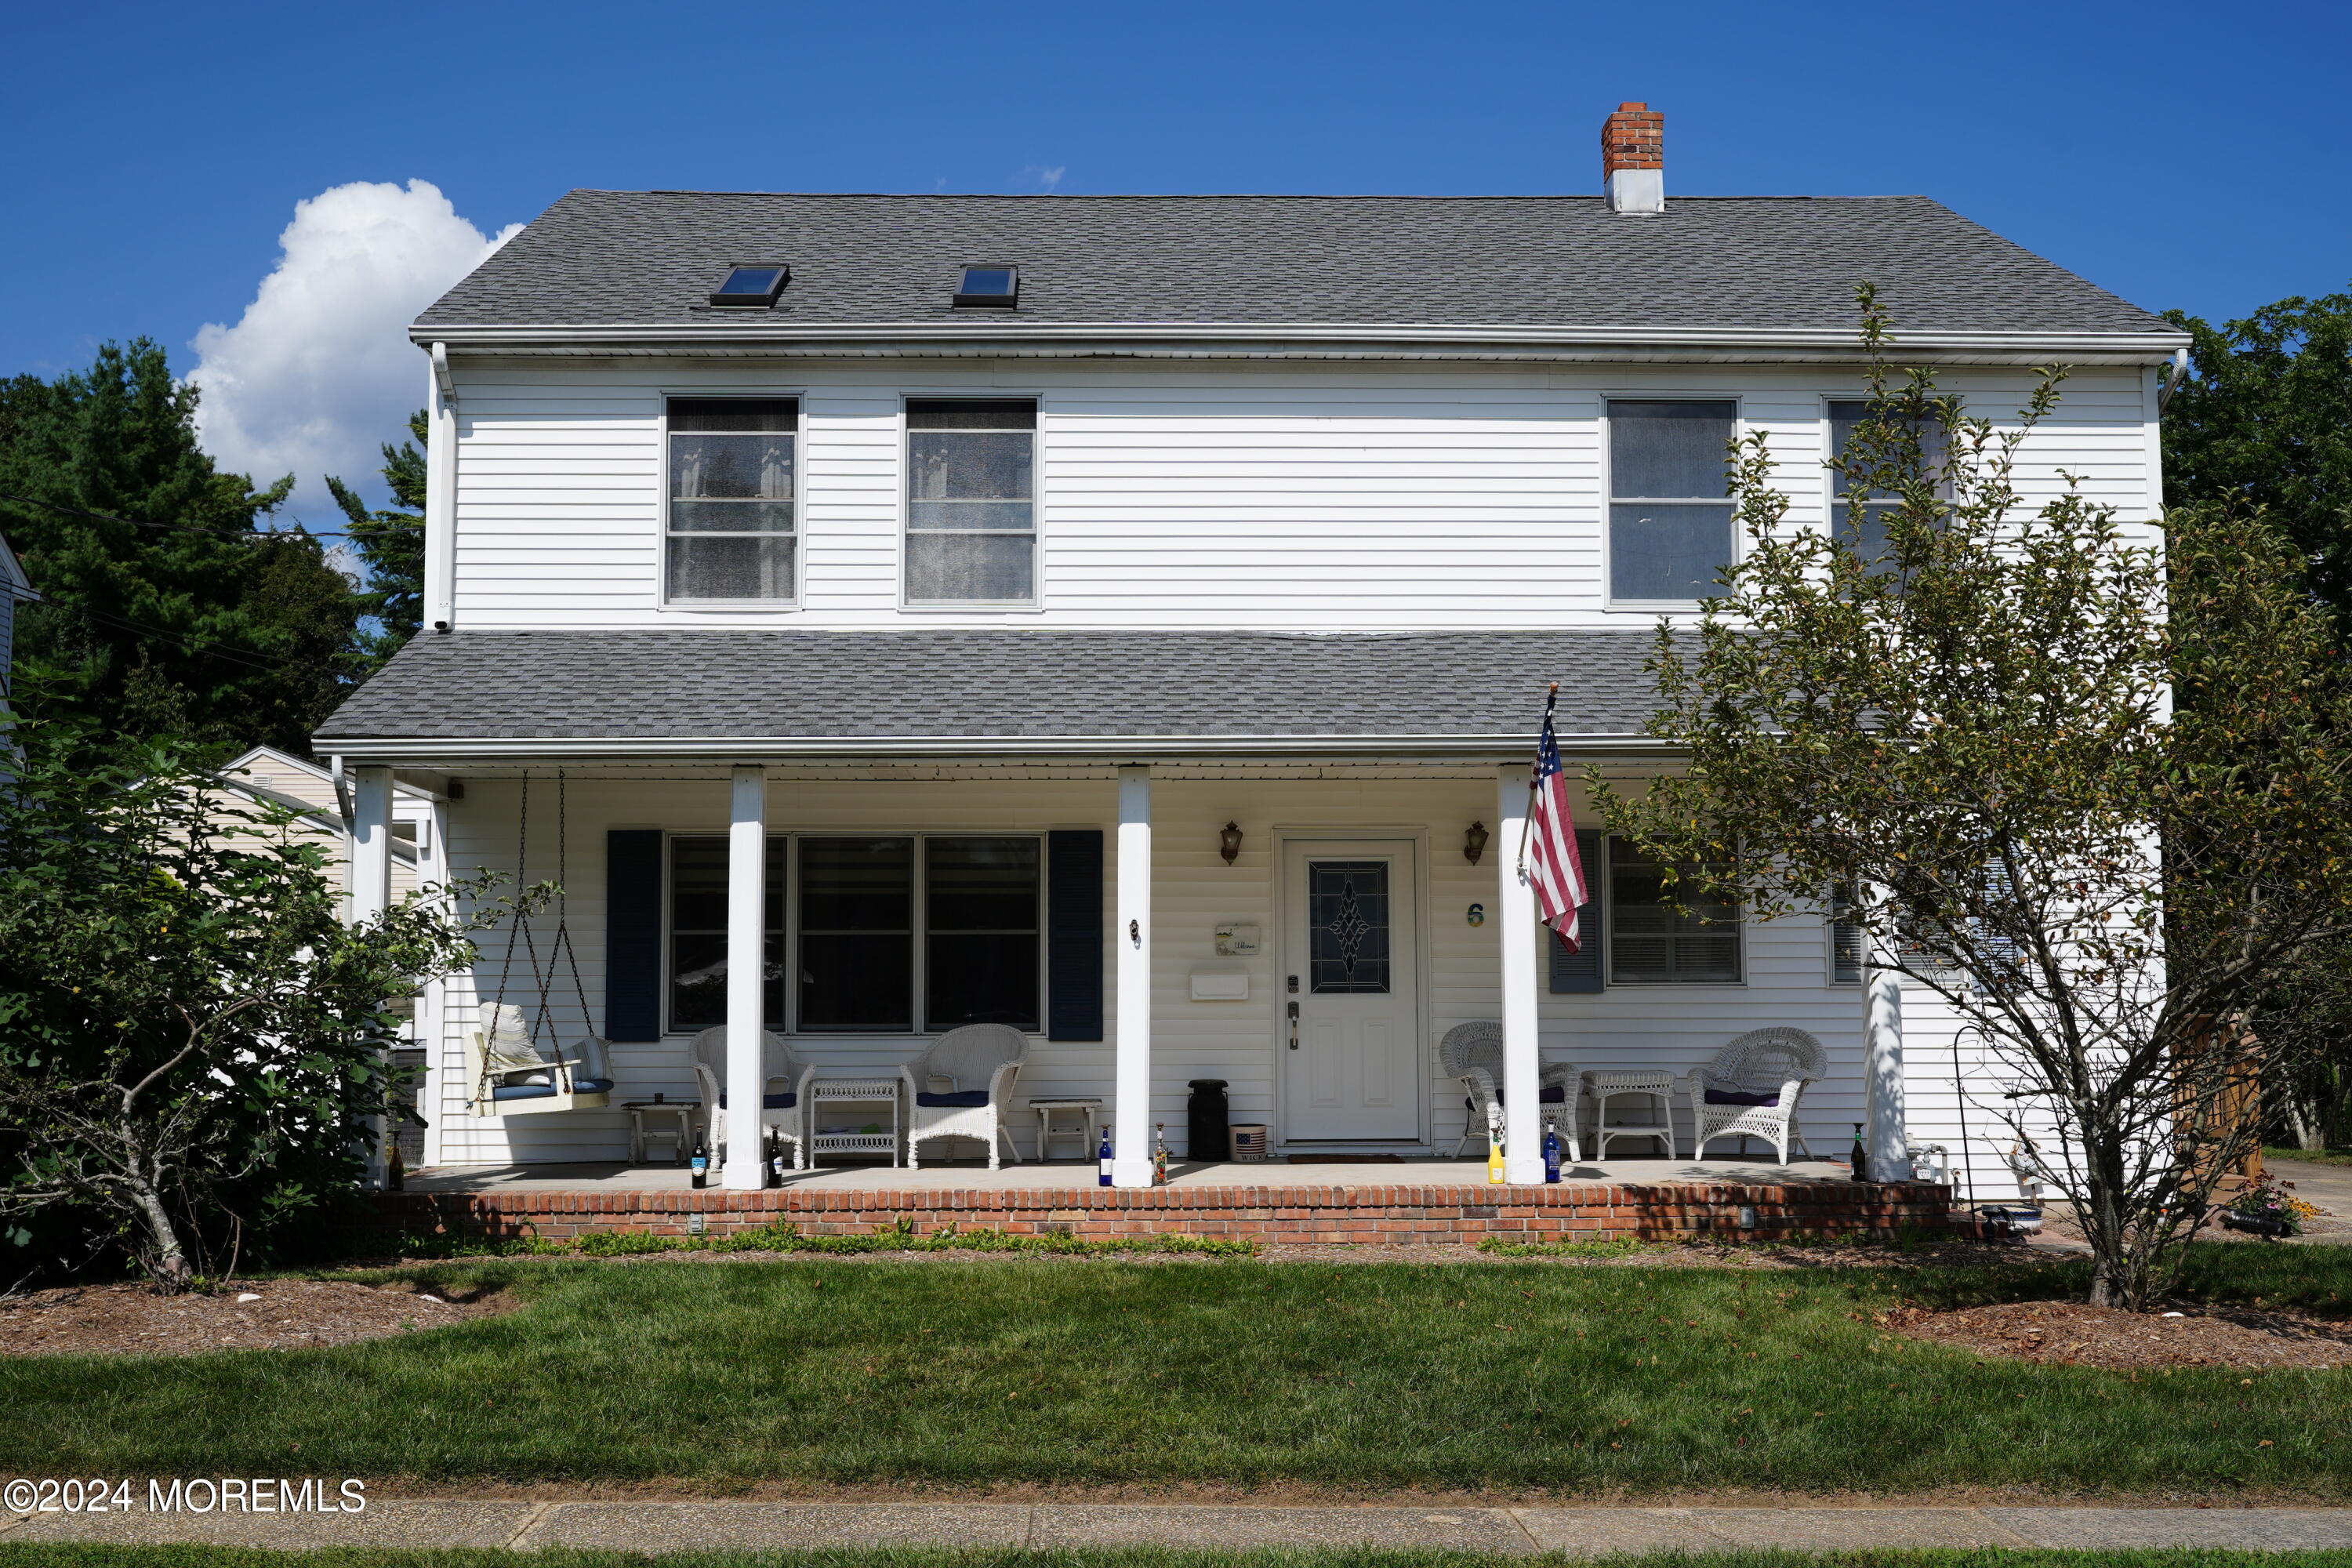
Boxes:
[316,104,2188,1194]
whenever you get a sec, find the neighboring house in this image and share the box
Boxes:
[0,529,34,703]
[314,103,2187,1190]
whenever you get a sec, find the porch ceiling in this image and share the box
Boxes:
[317,629,1676,765]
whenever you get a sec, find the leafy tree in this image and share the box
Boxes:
[327,409,427,674]
[0,715,510,1290]
[2163,287,2352,622]
[1598,292,2352,1311]
[0,339,361,756]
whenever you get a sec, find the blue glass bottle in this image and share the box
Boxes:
[1541,1117,1563,1184]
[1098,1126,1115,1187]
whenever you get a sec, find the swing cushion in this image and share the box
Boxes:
[489,1083,561,1102]
[716,1092,797,1109]
[571,1079,616,1094]
[1704,1087,1781,1107]
[915,1089,991,1108]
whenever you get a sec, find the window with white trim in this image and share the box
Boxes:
[1606,837,1742,983]
[666,397,797,602]
[906,399,1036,603]
[1829,399,1947,576]
[1830,882,1864,984]
[668,836,786,1032]
[1608,399,1736,601]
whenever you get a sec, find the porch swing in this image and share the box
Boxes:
[464,772,618,1116]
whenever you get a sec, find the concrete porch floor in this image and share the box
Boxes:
[407,1155,1857,1193]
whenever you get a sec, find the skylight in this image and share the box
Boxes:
[708,265,789,307]
[953,266,1018,308]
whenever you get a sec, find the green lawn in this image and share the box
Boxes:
[3,1248,2349,1494]
[6,1550,2352,1568]
[2268,1147,2352,1170]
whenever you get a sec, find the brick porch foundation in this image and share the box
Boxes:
[369,1179,1951,1245]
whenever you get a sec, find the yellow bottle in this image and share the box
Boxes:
[1486,1111,1507,1185]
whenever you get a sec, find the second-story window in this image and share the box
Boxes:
[667,397,797,602]
[906,398,1036,604]
[1829,400,1946,577]
[1608,399,1736,602]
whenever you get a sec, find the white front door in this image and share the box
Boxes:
[1281,840,1420,1143]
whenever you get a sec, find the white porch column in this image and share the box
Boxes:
[350,768,394,924]
[350,767,394,1185]
[1863,898,1909,1181]
[1112,765,1155,1186]
[1497,767,1544,1184]
[724,764,768,1189]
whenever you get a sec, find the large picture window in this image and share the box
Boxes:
[906,399,1036,603]
[667,397,797,602]
[799,837,916,1033]
[667,835,786,1031]
[1607,837,1742,984]
[1608,399,1736,601]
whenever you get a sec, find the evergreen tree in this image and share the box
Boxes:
[0,339,361,755]
[327,409,426,673]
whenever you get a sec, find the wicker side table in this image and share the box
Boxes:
[1584,1069,1679,1160]
[807,1079,903,1166]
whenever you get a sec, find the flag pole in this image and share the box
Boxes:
[1515,683,1557,875]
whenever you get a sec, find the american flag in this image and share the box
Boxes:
[1522,684,1591,949]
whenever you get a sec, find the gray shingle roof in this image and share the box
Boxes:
[315,630,1669,746]
[417,191,2172,338]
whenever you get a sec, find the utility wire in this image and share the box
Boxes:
[58,604,319,675]
[0,489,365,543]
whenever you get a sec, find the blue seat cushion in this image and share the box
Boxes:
[572,1079,615,1094]
[489,1083,559,1102]
[916,1090,990,1108]
[1705,1087,1781,1107]
[717,1092,797,1109]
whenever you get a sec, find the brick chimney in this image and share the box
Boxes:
[1602,101,1664,215]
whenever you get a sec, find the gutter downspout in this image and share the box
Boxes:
[424,343,459,633]
[2158,347,2190,413]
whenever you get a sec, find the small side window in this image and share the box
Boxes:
[1830,883,1864,984]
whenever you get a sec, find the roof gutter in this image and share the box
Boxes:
[316,732,1676,766]
[409,320,2192,366]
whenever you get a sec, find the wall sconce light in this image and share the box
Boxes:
[1463,821,1490,865]
[1218,821,1244,864]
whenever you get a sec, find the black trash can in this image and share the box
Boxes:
[1186,1079,1232,1162]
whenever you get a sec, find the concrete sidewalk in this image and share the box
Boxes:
[9,1500,2352,1555]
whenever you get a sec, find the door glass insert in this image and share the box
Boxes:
[1308,860,1392,993]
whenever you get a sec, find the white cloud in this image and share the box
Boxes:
[1023,165,1067,192]
[189,180,521,523]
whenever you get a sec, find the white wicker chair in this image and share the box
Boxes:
[1436,1021,1580,1160]
[691,1025,815,1171]
[902,1023,1028,1170]
[1684,1026,1826,1164]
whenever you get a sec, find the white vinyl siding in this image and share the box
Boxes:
[444,361,2154,631]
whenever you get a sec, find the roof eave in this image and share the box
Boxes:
[316,732,1673,765]
[406,320,2191,365]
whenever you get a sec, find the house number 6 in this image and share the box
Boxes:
[1466,902,1485,927]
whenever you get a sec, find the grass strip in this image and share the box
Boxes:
[4,1248,2348,1491]
[8,1548,2352,1568]
[1473,1236,1661,1258]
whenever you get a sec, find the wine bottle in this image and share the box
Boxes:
[690,1129,710,1189]
[1850,1122,1870,1184]
[385,1138,405,1192]
[1541,1116,1562,1184]
[1098,1124,1114,1186]
[1486,1107,1507,1185]
[1152,1123,1169,1186]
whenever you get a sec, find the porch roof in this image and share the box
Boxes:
[314,629,1671,760]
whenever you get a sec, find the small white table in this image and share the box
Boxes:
[808,1079,903,1165]
[1584,1070,1678,1160]
[624,1100,699,1165]
[1029,1097,1104,1161]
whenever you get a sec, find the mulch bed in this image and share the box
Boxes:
[0,1276,513,1358]
[1886,1298,2352,1370]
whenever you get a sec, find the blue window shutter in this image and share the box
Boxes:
[1549,829,1605,993]
[1047,829,1104,1041]
[605,830,663,1041]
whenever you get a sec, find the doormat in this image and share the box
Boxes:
[1287,1153,1405,1164]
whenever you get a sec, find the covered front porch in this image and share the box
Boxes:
[343,754,1911,1194]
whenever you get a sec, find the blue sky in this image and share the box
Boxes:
[6,0,2347,511]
